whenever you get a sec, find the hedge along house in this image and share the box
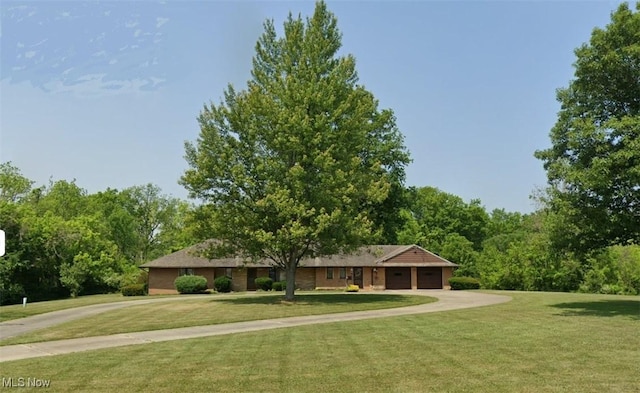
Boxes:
[140,243,458,295]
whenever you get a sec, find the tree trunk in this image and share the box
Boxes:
[284,259,297,301]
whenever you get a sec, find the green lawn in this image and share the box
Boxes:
[0,291,638,392]
[0,293,178,322]
[0,293,436,345]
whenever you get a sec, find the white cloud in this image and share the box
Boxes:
[125,20,139,28]
[12,66,26,71]
[42,74,156,97]
[149,77,165,87]
[134,29,142,37]
[109,59,118,65]
[92,50,107,57]
[17,42,25,48]
[25,51,36,59]
[30,39,49,47]
[156,17,169,28]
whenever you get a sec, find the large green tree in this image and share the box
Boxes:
[181,1,409,300]
[535,2,640,253]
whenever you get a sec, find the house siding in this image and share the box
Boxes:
[442,267,454,290]
[194,268,216,289]
[373,267,385,290]
[296,268,316,290]
[231,268,248,292]
[148,268,217,295]
[315,268,343,289]
[148,269,179,295]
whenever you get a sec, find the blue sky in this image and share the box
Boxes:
[0,1,625,213]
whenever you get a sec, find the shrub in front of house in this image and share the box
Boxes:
[449,277,481,290]
[255,277,273,291]
[345,284,359,292]
[121,283,147,296]
[272,280,287,291]
[214,276,232,293]
[175,275,208,294]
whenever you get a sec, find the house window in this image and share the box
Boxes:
[326,268,334,280]
[225,268,233,278]
[179,268,194,276]
[339,267,346,279]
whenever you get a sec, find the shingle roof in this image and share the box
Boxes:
[140,242,458,268]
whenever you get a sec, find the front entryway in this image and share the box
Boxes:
[247,268,257,291]
[353,267,363,288]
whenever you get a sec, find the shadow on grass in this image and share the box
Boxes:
[551,300,640,320]
[214,293,414,306]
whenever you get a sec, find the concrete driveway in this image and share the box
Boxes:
[0,290,510,363]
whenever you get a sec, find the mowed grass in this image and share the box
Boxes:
[1,291,638,393]
[0,293,175,322]
[0,293,436,345]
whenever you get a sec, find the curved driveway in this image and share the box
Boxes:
[0,290,510,363]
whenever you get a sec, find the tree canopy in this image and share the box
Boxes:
[535,2,640,253]
[181,1,410,300]
[0,163,195,304]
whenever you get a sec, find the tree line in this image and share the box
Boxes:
[0,162,199,304]
[2,160,638,305]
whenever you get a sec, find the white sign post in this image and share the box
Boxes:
[0,229,4,257]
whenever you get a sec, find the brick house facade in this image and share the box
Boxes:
[140,243,458,295]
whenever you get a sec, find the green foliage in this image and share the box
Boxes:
[254,277,273,291]
[214,276,233,293]
[180,1,409,301]
[272,281,287,291]
[0,160,200,305]
[174,275,208,294]
[448,277,481,290]
[535,3,640,253]
[399,186,489,252]
[0,162,33,202]
[579,245,640,295]
[475,212,584,292]
[345,284,359,292]
[121,284,147,296]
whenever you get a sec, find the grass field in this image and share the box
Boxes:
[0,291,638,392]
[0,293,436,345]
[0,293,179,322]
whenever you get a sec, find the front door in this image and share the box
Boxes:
[247,268,257,291]
[353,267,363,288]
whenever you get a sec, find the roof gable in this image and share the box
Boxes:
[376,245,457,267]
